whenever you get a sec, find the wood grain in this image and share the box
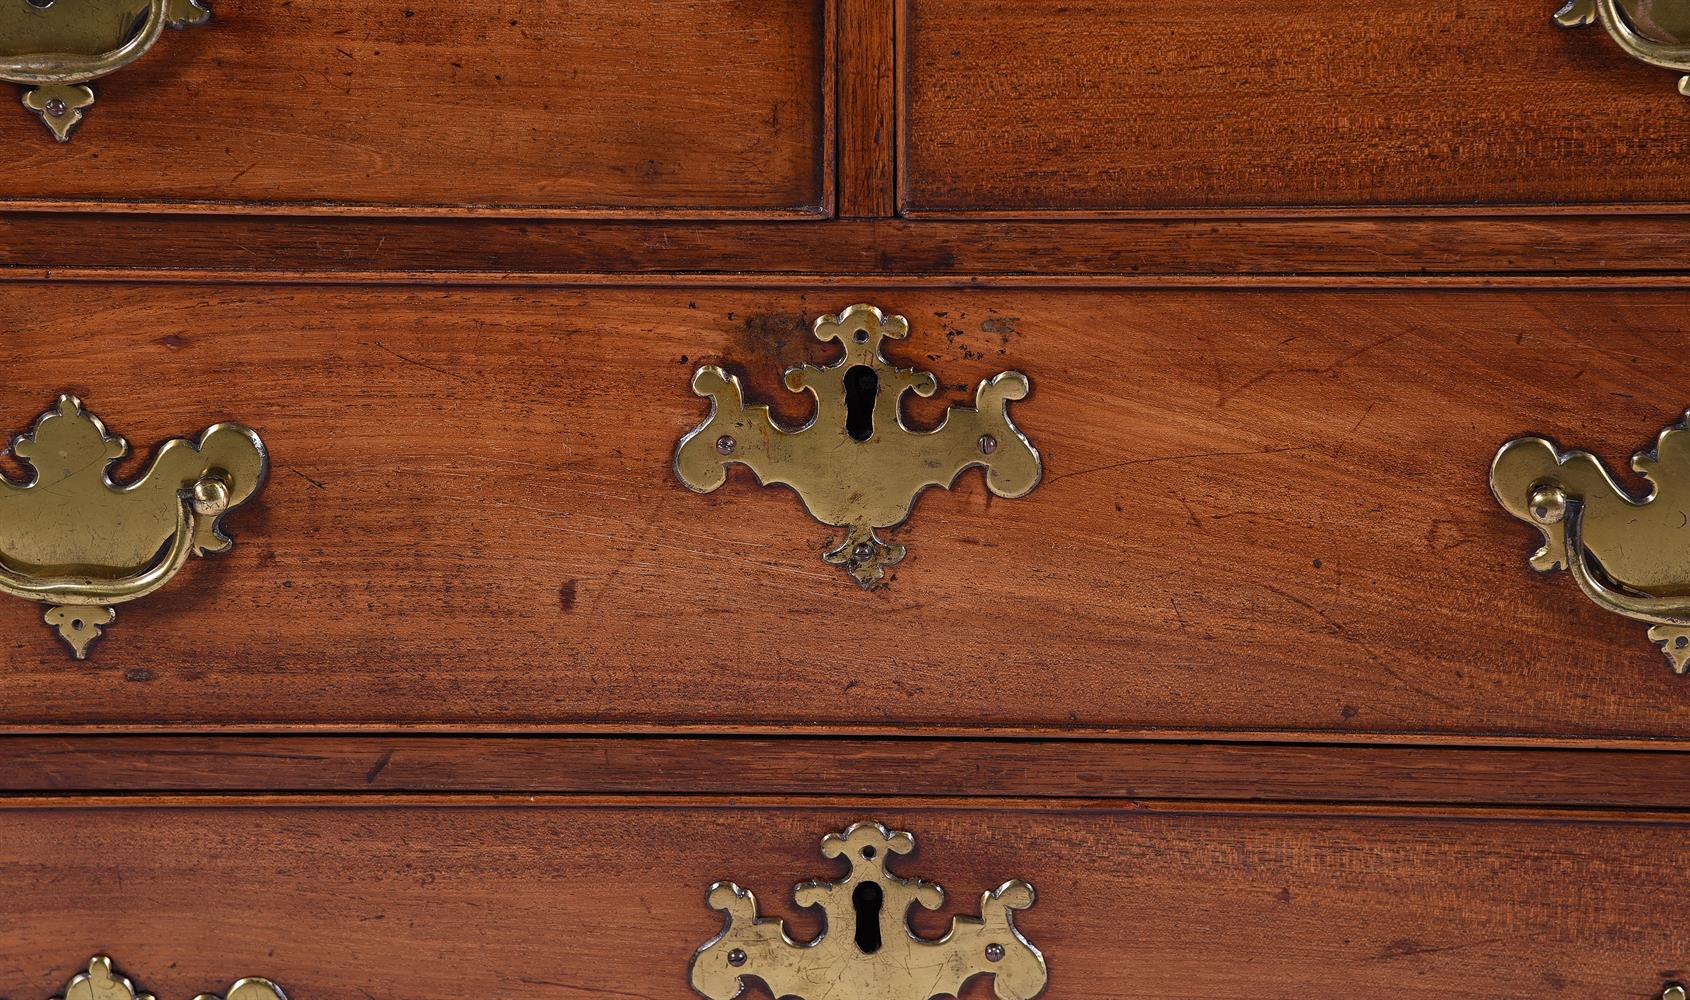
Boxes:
[4,285,1690,740]
[0,0,829,216]
[836,0,897,217]
[1,800,1687,1000]
[6,736,1690,807]
[901,0,1690,213]
[9,214,1690,281]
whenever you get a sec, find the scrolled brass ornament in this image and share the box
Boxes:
[1556,0,1690,96]
[689,820,1047,1000]
[0,394,267,659]
[674,304,1042,587]
[1,0,211,141]
[53,955,287,1000]
[1493,412,1690,673]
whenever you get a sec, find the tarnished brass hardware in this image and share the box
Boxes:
[55,956,286,1000]
[1557,0,1690,96]
[675,304,1041,587]
[690,820,1046,1000]
[1,0,210,141]
[1492,412,1690,673]
[1667,985,1687,1000]
[1,394,266,659]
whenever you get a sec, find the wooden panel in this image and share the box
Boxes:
[901,0,1690,213]
[10,214,1690,281]
[0,0,829,216]
[837,0,897,216]
[6,736,1690,808]
[1,800,1687,999]
[5,284,1690,740]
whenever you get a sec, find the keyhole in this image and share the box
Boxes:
[852,880,884,954]
[843,365,878,442]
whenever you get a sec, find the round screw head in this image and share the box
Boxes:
[1528,485,1567,525]
[985,943,1006,962]
[192,476,231,513]
[43,98,68,118]
[727,949,748,968]
[715,435,736,456]
[851,542,875,562]
[979,434,998,455]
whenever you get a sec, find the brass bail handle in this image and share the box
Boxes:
[0,394,267,659]
[53,955,288,1000]
[1557,0,1690,96]
[1492,415,1690,674]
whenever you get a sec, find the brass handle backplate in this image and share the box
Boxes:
[1558,0,1690,96]
[675,304,1042,588]
[1493,411,1690,674]
[0,394,266,659]
[0,0,210,141]
[54,956,285,1000]
[689,820,1047,1000]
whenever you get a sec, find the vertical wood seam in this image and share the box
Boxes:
[837,0,898,217]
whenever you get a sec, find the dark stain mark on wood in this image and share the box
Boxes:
[365,750,394,784]
[736,312,810,366]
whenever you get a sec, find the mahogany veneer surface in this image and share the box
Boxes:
[901,0,1690,213]
[2,283,1688,740]
[13,215,1690,279]
[7,736,1690,807]
[4,2,1688,995]
[0,801,1685,1000]
[0,0,829,215]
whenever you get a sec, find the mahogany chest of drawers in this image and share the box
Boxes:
[4,2,1690,998]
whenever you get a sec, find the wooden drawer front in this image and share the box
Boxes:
[0,1,828,216]
[6,284,1690,740]
[1,801,1686,999]
[901,0,1690,214]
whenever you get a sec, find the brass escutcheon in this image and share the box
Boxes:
[1557,0,1690,96]
[675,304,1042,587]
[690,820,1047,1000]
[1493,411,1690,674]
[54,956,286,1000]
[0,0,211,141]
[0,394,266,659]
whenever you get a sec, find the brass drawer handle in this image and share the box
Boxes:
[690,820,1047,1000]
[1,0,210,141]
[1493,413,1690,673]
[1557,0,1690,96]
[56,956,285,1000]
[0,395,267,659]
[675,304,1042,588]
